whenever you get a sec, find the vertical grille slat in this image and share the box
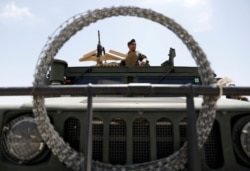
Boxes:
[156,118,174,159]
[64,118,80,151]
[92,117,104,162]
[133,118,150,163]
[109,118,127,165]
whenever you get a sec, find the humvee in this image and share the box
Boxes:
[0,6,250,171]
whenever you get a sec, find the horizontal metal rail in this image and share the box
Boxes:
[0,84,249,96]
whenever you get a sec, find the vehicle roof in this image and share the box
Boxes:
[1,96,249,111]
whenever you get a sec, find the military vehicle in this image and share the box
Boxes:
[0,6,250,171]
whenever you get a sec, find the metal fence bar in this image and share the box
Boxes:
[84,84,93,171]
[186,85,201,171]
[0,85,250,96]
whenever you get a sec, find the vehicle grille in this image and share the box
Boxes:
[179,119,224,169]
[156,118,174,159]
[203,121,224,169]
[64,118,80,151]
[63,117,223,168]
[92,117,104,162]
[133,118,150,163]
[109,118,127,165]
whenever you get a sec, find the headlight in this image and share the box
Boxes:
[240,122,250,158]
[233,116,250,166]
[2,116,46,164]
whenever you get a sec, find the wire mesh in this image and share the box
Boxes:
[92,117,104,162]
[156,118,174,159]
[64,117,80,151]
[204,121,224,169]
[109,118,127,165]
[133,118,150,163]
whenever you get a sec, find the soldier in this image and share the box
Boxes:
[120,39,149,67]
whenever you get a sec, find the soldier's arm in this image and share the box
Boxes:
[138,53,146,60]
[138,53,149,64]
[120,60,125,66]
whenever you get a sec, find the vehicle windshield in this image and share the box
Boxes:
[71,76,201,85]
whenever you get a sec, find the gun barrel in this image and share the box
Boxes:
[98,30,100,44]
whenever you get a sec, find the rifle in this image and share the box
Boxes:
[96,30,105,57]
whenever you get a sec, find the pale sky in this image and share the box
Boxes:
[0,0,250,103]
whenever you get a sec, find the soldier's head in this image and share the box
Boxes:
[128,39,136,51]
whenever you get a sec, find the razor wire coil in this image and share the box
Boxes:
[33,6,218,171]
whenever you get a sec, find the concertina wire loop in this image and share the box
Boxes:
[32,6,218,171]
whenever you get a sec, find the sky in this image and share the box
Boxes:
[0,0,250,104]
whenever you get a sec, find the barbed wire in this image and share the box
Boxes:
[32,6,217,171]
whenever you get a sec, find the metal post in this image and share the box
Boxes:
[186,85,201,171]
[84,84,93,171]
